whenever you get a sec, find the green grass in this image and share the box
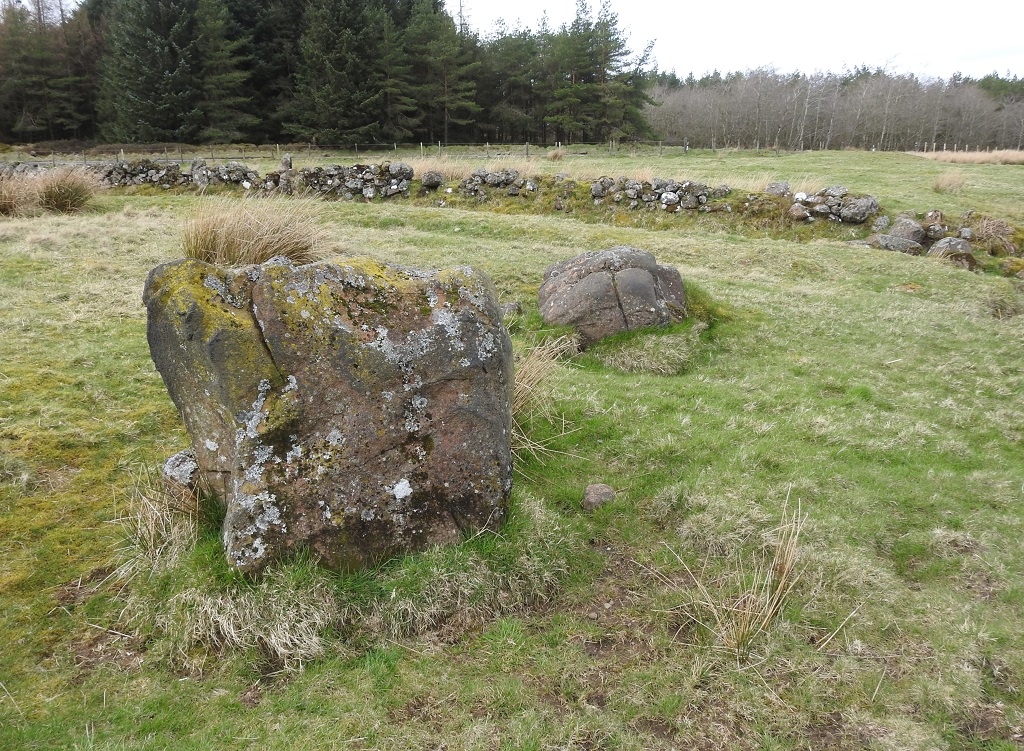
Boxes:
[1,151,1023,749]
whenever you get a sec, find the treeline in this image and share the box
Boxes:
[646,68,1024,151]
[3,0,1022,151]
[0,0,653,146]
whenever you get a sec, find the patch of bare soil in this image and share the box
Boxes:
[53,566,110,608]
[240,683,264,709]
[71,625,144,676]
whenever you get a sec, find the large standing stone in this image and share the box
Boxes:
[144,256,513,575]
[538,247,686,346]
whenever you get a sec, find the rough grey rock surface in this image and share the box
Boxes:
[538,247,686,346]
[582,484,616,512]
[889,216,927,244]
[788,203,811,221]
[145,256,513,575]
[838,195,880,223]
[868,234,924,254]
[928,237,977,269]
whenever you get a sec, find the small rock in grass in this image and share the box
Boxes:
[582,483,616,512]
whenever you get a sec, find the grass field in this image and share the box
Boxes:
[1,150,1023,750]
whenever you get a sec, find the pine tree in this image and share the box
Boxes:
[370,4,419,143]
[222,0,310,143]
[404,0,479,145]
[98,0,205,143]
[196,0,257,142]
[285,0,385,144]
[0,1,54,141]
[476,25,538,142]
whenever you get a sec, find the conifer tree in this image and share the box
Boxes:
[196,0,257,142]
[222,0,309,143]
[98,0,205,142]
[286,0,384,144]
[370,4,419,143]
[404,0,479,145]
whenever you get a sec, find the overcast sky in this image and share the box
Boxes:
[457,0,1023,81]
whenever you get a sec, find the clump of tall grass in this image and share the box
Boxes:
[33,167,103,212]
[547,147,567,161]
[0,176,24,216]
[933,169,967,194]
[1,168,100,215]
[962,213,1021,256]
[157,559,343,672]
[662,497,806,661]
[181,196,326,266]
[511,334,578,464]
[913,149,1024,165]
[112,466,200,584]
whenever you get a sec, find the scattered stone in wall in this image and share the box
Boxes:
[863,209,984,269]
[788,186,879,224]
[458,167,539,199]
[301,161,413,200]
[144,255,514,575]
[538,246,686,346]
[103,159,188,189]
[927,237,978,270]
[588,175,714,213]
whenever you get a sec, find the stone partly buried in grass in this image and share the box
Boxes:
[144,256,513,575]
[538,246,686,346]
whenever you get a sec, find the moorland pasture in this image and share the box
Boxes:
[1,150,1023,750]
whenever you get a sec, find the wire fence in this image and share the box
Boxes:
[2,139,706,167]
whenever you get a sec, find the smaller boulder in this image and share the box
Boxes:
[539,247,686,346]
[388,162,414,180]
[582,484,615,512]
[821,185,849,198]
[928,237,977,270]
[788,203,811,221]
[888,217,926,244]
[421,171,444,189]
[868,234,924,255]
[839,195,880,223]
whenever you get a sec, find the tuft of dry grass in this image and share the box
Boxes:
[181,195,326,266]
[158,563,343,672]
[972,215,1020,256]
[32,167,103,213]
[511,334,578,464]
[0,177,24,216]
[0,168,100,215]
[662,495,806,661]
[912,149,1024,165]
[112,466,199,584]
[726,172,777,194]
[933,169,967,194]
[547,148,567,161]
